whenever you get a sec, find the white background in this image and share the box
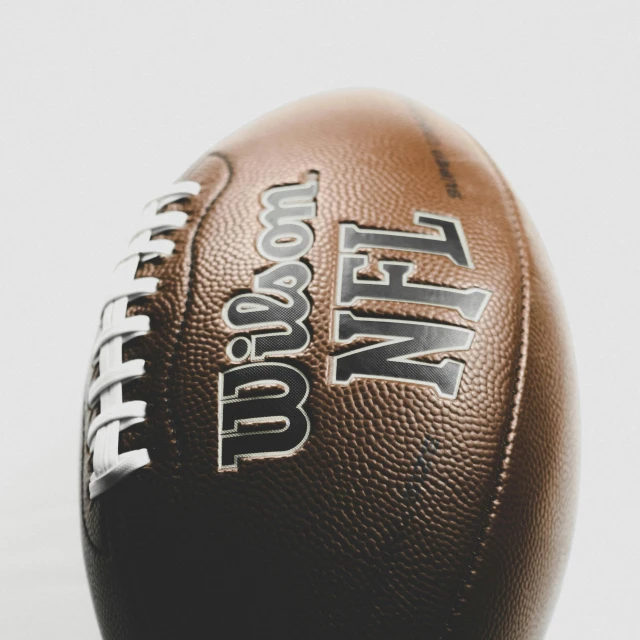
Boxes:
[1,2,638,638]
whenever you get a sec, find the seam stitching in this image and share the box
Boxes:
[438,144,532,636]
[164,153,233,483]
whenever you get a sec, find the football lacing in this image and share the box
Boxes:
[87,181,201,498]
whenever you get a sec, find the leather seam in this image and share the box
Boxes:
[164,152,233,481]
[438,139,532,636]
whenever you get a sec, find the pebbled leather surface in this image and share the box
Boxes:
[82,90,578,639]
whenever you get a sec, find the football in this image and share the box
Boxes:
[82,90,578,639]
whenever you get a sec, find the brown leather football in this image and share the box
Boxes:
[82,90,578,639]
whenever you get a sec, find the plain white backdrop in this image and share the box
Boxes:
[1,1,638,638]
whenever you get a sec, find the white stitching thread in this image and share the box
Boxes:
[87,181,201,498]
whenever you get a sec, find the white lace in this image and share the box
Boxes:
[87,181,201,498]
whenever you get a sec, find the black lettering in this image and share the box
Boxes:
[339,212,473,268]
[337,254,491,321]
[331,311,474,398]
[218,363,310,470]
[223,262,312,360]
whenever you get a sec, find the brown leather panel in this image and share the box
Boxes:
[82,90,577,639]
